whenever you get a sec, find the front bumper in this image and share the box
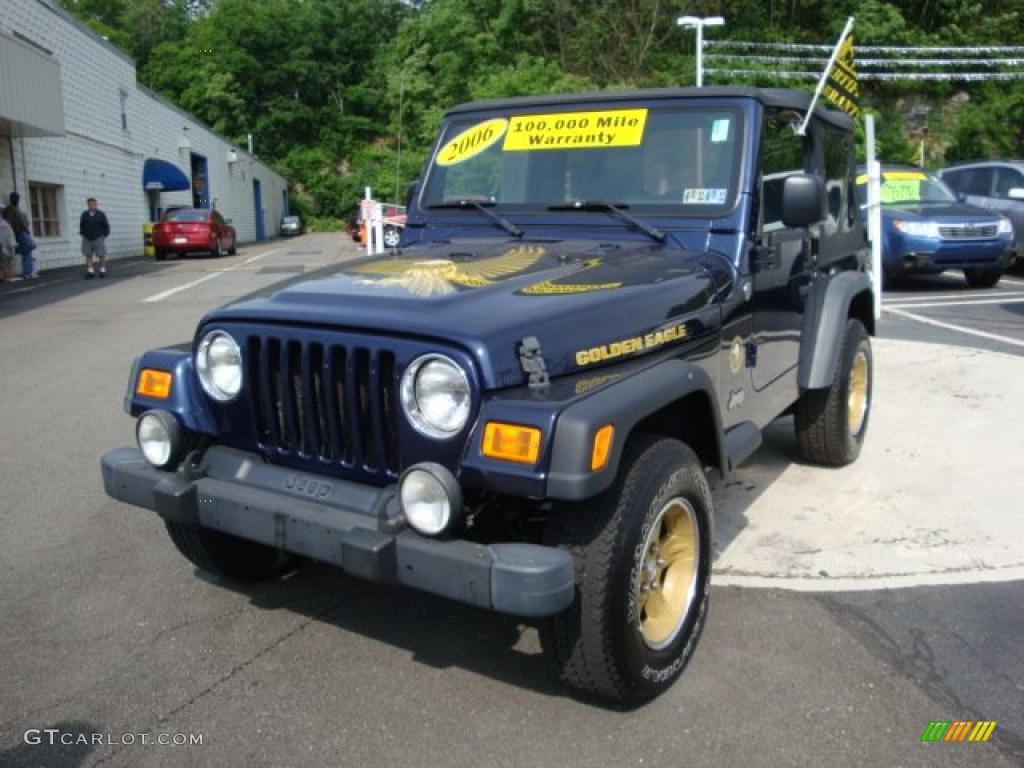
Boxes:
[101,446,574,618]
[887,236,1013,273]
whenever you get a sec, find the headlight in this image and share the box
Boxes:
[400,354,471,439]
[196,330,242,401]
[399,463,463,536]
[998,217,1014,235]
[893,220,940,238]
[137,410,182,469]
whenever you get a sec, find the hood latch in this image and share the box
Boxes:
[518,336,550,391]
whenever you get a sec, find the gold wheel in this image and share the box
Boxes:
[635,497,700,650]
[847,348,869,436]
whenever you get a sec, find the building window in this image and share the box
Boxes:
[120,90,128,131]
[29,183,62,238]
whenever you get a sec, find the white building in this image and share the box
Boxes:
[0,0,288,274]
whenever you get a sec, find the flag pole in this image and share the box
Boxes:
[797,16,855,136]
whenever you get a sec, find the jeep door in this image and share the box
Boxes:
[749,108,812,398]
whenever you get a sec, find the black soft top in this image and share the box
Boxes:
[446,86,854,131]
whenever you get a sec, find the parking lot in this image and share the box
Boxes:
[882,271,1024,356]
[0,235,1021,768]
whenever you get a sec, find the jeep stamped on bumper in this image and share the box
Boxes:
[103,86,876,704]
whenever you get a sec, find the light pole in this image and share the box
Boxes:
[394,73,405,203]
[677,16,724,87]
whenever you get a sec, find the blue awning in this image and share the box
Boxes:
[143,158,190,192]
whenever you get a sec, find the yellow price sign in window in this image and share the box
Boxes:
[877,170,928,204]
[503,109,648,151]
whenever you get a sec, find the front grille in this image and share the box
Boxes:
[939,224,998,239]
[246,335,400,478]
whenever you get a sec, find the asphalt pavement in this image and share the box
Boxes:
[0,238,1021,768]
[880,270,1024,356]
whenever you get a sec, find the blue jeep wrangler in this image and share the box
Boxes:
[102,87,875,704]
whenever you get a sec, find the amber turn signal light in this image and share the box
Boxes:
[136,369,173,399]
[481,422,542,465]
[590,424,614,471]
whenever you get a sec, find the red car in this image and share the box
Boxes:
[152,208,237,260]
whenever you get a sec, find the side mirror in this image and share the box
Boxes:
[405,179,420,209]
[1007,187,1024,201]
[781,174,825,228]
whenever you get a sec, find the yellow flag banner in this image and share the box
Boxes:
[823,35,860,119]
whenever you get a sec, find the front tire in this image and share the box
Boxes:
[211,238,222,259]
[382,226,401,248]
[154,249,167,261]
[964,267,1002,288]
[540,435,712,705]
[165,522,291,582]
[795,318,872,466]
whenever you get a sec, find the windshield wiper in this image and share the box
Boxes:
[548,200,666,243]
[426,200,523,238]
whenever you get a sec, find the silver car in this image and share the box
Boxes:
[280,215,305,236]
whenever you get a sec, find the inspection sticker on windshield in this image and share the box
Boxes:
[710,118,730,143]
[436,118,509,166]
[503,109,648,151]
[683,188,727,205]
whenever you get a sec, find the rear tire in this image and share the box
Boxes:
[228,240,237,255]
[964,267,1002,288]
[383,226,401,248]
[154,250,167,261]
[540,435,712,705]
[211,239,222,259]
[165,522,291,582]
[795,318,872,466]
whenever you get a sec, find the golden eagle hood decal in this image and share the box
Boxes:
[350,245,547,297]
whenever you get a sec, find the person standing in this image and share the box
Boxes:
[80,197,110,279]
[0,212,14,281]
[2,192,37,279]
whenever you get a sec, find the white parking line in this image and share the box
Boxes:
[1002,277,1024,286]
[884,296,1024,310]
[142,249,279,303]
[883,307,1024,348]
[884,290,1024,304]
[142,270,228,303]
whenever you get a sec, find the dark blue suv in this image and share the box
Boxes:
[102,87,876,704]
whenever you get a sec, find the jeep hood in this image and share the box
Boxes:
[206,239,722,388]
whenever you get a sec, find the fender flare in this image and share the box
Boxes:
[546,359,725,501]
[798,271,873,391]
[125,347,217,435]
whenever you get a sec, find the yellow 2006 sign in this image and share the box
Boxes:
[503,109,648,151]
[436,118,509,166]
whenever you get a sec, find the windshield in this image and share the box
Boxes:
[857,169,955,205]
[164,209,209,222]
[421,104,744,215]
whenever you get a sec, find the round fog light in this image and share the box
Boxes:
[137,410,183,469]
[399,463,463,536]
